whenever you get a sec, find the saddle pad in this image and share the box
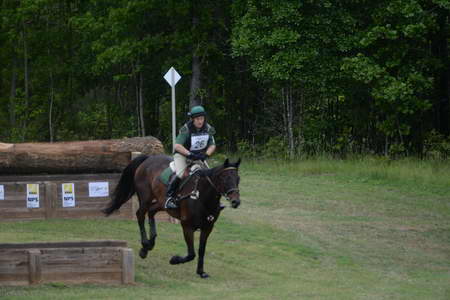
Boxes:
[159,167,174,186]
[158,162,204,186]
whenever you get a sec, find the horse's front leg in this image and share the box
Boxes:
[170,225,196,265]
[197,225,213,278]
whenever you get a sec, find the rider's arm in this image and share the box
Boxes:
[205,133,216,157]
[174,127,192,156]
[174,143,191,156]
[206,145,216,157]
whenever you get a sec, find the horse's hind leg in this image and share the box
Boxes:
[136,189,152,259]
[170,224,196,265]
[137,208,150,259]
[146,208,158,251]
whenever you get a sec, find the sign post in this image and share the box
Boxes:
[163,67,181,151]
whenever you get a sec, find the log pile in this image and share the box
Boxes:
[0,136,164,174]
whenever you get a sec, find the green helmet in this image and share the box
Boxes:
[188,105,206,118]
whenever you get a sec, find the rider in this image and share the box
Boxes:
[165,105,216,209]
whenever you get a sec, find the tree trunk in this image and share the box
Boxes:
[0,137,164,175]
[282,86,295,159]
[135,73,140,136]
[287,86,294,159]
[21,21,30,142]
[298,87,304,156]
[190,51,202,108]
[437,9,449,136]
[23,25,29,104]
[9,53,17,132]
[139,72,146,137]
[47,14,55,142]
[189,8,202,108]
[48,67,55,142]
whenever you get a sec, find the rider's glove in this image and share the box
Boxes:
[198,153,209,161]
[187,152,202,160]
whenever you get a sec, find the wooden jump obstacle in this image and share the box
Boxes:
[0,173,172,222]
[0,240,134,286]
[0,152,176,223]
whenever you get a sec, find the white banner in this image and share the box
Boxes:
[26,184,40,208]
[89,182,109,197]
[62,183,76,207]
[0,185,4,200]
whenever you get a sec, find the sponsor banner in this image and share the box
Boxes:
[62,183,76,207]
[89,182,109,197]
[26,184,40,208]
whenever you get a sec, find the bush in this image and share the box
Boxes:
[262,137,288,159]
[424,130,450,160]
[236,140,257,157]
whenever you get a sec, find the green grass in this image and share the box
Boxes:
[1,158,449,299]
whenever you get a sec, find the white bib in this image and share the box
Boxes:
[190,134,209,151]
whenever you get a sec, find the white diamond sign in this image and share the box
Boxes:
[164,67,181,87]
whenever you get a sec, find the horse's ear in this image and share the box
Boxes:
[236,158,241,168]
[224,158,229,168]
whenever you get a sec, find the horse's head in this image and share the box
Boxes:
[214,158,241,208]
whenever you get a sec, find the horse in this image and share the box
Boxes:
[102,154,241,278]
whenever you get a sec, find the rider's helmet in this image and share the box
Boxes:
[188,105,206,119]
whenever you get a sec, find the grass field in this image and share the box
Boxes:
[1,157,449,299]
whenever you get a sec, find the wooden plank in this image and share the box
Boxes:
[121,248,134,284]
[0,250,29,276]
[0,173,121,183]
[52,209,132,219]
[41,271,122,283]
[0,273,29,285]
[44,182,56,219]
[53,200,128,209]
[0,240,128,249]
[0,200,29,208]
[28,250,41,284]
[0,254,29,267]
[40,248,122,270]
[0,210,46,220]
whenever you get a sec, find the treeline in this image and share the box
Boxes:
[0,0,449,158]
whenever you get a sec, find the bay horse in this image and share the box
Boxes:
[102,154,241,278]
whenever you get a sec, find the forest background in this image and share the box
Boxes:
[1,0,449,159]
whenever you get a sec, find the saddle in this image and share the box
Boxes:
[159,161,208,199]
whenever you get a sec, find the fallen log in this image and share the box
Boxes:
[0,136,164,174]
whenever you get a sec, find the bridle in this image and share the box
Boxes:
[205,167,240,201]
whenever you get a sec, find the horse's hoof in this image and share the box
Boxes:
[170,255,181,265]
[197,272,209,278]
[198,272,210,279]
[139,248,148,259]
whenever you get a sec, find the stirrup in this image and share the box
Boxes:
[165,197,178,209]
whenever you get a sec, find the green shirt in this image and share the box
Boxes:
[175,122,216,153]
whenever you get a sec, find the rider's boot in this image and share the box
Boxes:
[165,176,182,209]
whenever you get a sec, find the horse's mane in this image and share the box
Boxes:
[204,161,239,178]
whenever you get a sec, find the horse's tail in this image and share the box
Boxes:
[102,154,148,216]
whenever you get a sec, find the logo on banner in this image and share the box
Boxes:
[89,182,109,197]
[26,184,40,208]
[0,185,4,200]
[62,183,75,207]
